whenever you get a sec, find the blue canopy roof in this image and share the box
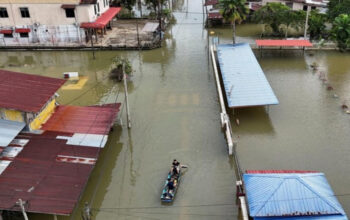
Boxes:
[216,43,279,108]
[0,119,25,147]
[243,172,348,220]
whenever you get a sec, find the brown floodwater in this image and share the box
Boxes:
[0,0,350,219]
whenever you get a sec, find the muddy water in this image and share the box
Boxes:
[1,0,350,219]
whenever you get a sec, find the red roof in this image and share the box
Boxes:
[208,11,222,19]
[15,28,31,33]
[255,39,313,47]
[41,104,121,134]
[0,70,66,113]
[80,7,121,29]
[0,131,100,215]
[246,170,319,174]
[204,0,218,6]
[0,30,13,34]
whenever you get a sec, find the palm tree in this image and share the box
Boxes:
[219,0,248,44]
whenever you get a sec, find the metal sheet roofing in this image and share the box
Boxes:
[80,7,121,29]
[0,131,100,215]
[142,22,159,32]
[0,69,66,113]
[255,40,313,47]
[217,43,279,108]
[243,172,348,219]
[0,119,25,147]
[41,104,121,134]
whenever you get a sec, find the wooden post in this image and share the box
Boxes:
[53,214,57,220]
[17,199,28,220]
[123,64,131,129]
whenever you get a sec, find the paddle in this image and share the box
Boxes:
[180,164,188,169]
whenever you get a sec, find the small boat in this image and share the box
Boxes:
[161,166,182,203]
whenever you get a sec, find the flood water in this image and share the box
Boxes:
[1,0,350,219]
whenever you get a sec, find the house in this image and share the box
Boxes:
[261,0,328,12]
[0,69,121,217]
[0,0,120,46]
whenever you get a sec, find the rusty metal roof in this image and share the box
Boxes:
[0,131,100,215]
[41,104,121,134]
[0,69,66,113]
[255,39,313,47]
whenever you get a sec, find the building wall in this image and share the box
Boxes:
[29,98,56,130]
[0,108,24,122]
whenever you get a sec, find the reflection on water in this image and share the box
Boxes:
[0,1,350,219]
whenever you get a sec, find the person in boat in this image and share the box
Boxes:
[172,166,179,177]
[167,178,175,191]
[163,192,173,199]
[172,159,180,167]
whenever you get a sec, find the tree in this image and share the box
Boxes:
[252,3,290,36]
[332,14,350,51]
[110,0,136,11]
[308,10,327,40]
[281,10,306,38]
[328,0,350,20]
[110,57,132,81]
[219,0,249,44]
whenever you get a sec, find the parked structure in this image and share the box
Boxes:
[0,0,120,46]
[261,0,328,12]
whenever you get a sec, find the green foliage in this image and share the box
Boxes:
[111,0,136,11]
[219,0,249,24]
[118,8,136,18]
[112,57,133,75]
[281,10,306,37]
[332,14,350,51]
[145,0,166,13]
[308,10,327,40]
[252,3,290,35]
[328,0,350,20]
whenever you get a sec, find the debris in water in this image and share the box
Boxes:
[235,118,240,126]
[327,85,333,90]
[333,94,338,98]
[341,102,348,109]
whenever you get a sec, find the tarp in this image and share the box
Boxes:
[80,7,121,29]
[216,43,279,108]
[0,119,25,147]
[142,22,159,32]
[243,172,348,219]
[256,39,313,47]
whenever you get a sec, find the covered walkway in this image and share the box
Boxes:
[216,43,279,108]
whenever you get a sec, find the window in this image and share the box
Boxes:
[20,7,30,18]
[20,32,29,38]
[311,6,316,10]
[65,8,75,18]
[103,0,106,7]
[4,33,13,38]
[0,7,8,18]
[94,5,97,15]
[97,3,100,12]
[303,5,308,11]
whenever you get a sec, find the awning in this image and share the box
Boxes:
[15,28,31,33]
[208,11,222,19]
[81,7,121,29]
[61,4,76,9]
[0,30,13,34]
[204,0,218,6]
[256,39,313,47]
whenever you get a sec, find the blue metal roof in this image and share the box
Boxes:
[216,43,279,108]
[243,173,348,219]
[0,119,25,147]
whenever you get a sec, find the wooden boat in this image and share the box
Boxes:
[161,167,181,203]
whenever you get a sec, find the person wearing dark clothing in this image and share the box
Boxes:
[172,159,180,167]
[167,179,175,190]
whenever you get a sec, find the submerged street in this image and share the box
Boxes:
[0,0,349,219]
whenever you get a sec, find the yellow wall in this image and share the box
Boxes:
[29,99,56,130]
[0,109,24,122]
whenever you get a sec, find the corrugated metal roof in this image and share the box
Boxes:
[142,22,159,32]
[243,172,348,219]
[256,40,313,47]
[80,7,121,29]
[246,170,319,174]
[41,104,120,134]
[255,215,348,220]
[217,43,279,108]
[0,69,66,113]
[0,131,100,215]
[0,119,25,147]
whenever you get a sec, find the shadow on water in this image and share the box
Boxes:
[230,107,275,135]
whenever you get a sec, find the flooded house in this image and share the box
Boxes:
[0,0,120,47]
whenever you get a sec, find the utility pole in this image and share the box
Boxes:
[17,199,28,220]
[158,0,162,41]
[136,20,140,48]
[123,64,131,129]
[304,5,310,39]
[89,28,96,59]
